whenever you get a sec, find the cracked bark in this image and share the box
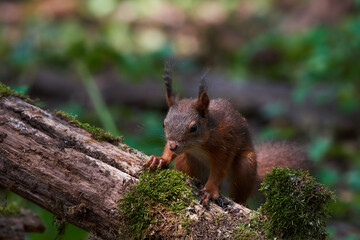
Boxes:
[0,96,253,239]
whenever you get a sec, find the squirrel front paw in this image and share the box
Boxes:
[145,155,170,169]
[200,185,219,206]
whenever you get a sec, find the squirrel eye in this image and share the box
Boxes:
[190,124,197,133]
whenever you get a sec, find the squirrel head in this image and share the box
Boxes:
[162,61,210,154]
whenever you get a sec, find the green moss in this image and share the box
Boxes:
[0,202,20,217]
[232,168,335,239]
[55,111,124,145]
[0,82,33,103]
[118,169,196,239]
[260,167,335,240]
[231,210,265,240]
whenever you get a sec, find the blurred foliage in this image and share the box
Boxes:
[4,192,88,240]
[230,21,360,112]
[0,201,20,217]
[0,0,359,239]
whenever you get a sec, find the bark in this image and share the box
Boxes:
[0,96,253,239]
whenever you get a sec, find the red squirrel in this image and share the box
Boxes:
[145,62,306,205]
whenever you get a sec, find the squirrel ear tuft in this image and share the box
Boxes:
[195,91,209,117]
[198,68,209,97]
[195,68,210,116]
[164,60,175,107]
[166,94,175,107]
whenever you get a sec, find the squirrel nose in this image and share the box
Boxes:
[168,141,178,152]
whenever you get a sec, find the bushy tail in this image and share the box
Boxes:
[255,141,309,183]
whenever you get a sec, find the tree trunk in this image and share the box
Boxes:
[0,96,253,239]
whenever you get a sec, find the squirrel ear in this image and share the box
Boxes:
[195,91,210,117]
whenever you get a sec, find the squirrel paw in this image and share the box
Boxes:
[145,155,170,169]
[200,187,219,206]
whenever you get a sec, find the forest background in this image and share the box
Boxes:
[0,0,359,239]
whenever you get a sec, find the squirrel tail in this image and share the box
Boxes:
[255,141,310,183]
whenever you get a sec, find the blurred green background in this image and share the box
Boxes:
[0,0,359,239]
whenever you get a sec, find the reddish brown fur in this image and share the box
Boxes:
[229,151,257,203]
[255,142,308,183]
[146,95,258,205]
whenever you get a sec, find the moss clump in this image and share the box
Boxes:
[260,167,335,240]
[55,111,124,145]
[0,202,20,217]
[118,169,196,239]
[0,82,33,103]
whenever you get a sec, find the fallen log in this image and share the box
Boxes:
[0,95,254,239]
